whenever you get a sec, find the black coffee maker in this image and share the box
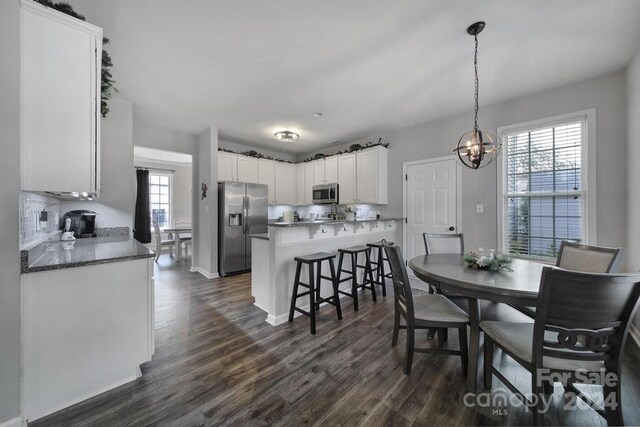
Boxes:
[62,210,97,238]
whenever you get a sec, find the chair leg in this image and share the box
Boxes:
[315,261,322,311]
[531,370,544,426]
[437,328,445,348]
[392,309,400,347]
[329,258,342,320]
[404,323,415,375]
[483,335,493,390]
[308,263,316,335]
[365,249,377,302]
[351,253,359,311]
[459,325,468,378]
[603,368,624,426]
[378,248,387,297]
[288,262,302,323]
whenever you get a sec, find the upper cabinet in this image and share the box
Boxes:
[312,157,339,186]
[21,0,102,196]
[258,159,276,204]
[296,163,312,205]
[274,163,296,205]
[217,152,258,183]
[356,147,388,204]
[337,154,357,204]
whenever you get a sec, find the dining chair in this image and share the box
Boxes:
[515,241,626,318]
[383,241,469,375]
[153,220,175,262]
[423,233,464,256]
[482,267,640,426]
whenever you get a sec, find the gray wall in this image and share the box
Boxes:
[194,128,219,276]
[627,48,640,330]
[61,97,135,228]
[0,0,21,422]
[312,71,628,254]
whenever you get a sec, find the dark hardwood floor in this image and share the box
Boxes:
[32,258,640,426]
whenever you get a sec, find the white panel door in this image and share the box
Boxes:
[337,154,357,204]
[217,152,237,181]
[356,149,378,203]
[313,160,326,185]
[275,163,296,205]
[236,155,258,183]
[258,159,276,204]
[404,158,458,268]
[324,157,338,183]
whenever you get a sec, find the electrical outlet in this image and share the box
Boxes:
[476,204,484,214]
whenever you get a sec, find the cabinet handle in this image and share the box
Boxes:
[321,229,327,234]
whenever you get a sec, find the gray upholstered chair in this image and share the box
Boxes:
[482,267,640,426]
[423,233,464,256]
[383,241,469,375]
[153,220,175,262]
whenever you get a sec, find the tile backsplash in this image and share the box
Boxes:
[268,204,384,221]
[20,191,61,250]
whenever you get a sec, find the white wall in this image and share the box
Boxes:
[0,0,21,422]
[312,71,628,254]
[219,139,296,163]
[61,97,135,229]
[627,49,640,331]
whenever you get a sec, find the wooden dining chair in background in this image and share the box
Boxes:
[482,267,640,426]
[383,241,469,375]
[153,220,175,262]
[422,233,464,295]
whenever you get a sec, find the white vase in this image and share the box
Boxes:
[346,212,356,221]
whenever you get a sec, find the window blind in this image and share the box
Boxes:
[502,120,585,259]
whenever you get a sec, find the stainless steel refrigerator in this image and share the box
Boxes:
[218,181,268,276]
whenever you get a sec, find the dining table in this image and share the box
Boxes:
[163,227,192,261]
[409,253,545,392]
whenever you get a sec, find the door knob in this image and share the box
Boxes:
[449,226,455,231]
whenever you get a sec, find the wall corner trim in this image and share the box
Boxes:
[189,266,219,280]
[0,417,24,427]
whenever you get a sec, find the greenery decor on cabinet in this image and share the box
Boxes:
[302,138,389,162]
[217,148,292,163]
[35,0,116,117]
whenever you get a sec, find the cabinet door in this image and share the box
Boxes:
[324,157,338,183]
[217,152,237,182]
[236,155,258,183]
[21,2,102,194]
[356,149,379,203]
[296,164,307,205]
[313,160,326,185]
[338,154,357,204]
[258,159,276,204]
[275,163,296,205]
[304,163,314,204]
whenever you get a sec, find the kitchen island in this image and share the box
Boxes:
[251,218,402,326]
[20,232,155,422]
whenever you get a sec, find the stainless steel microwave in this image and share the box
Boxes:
[312,183,339,204]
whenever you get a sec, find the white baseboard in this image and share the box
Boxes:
[265,293,352,326]
[189,267,219,279]
[0,417,23,427]
[629,324,640,347]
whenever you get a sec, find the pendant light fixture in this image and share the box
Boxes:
[453,21,501,169]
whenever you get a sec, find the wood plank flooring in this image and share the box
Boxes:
[32,258,640,426]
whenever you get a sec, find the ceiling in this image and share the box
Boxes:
[72,0,640,154]
[134,146,192,165]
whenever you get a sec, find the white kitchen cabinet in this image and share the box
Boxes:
[217,152,238,182]
[338,153,357,204]
[258,159,276,204]
[275,163,296,205]
[312,160,325,186]
[356,146,388,204]
[296,164,310,205]
[236,155,259,183]
[21,0,102,196]
[324,157,338,183]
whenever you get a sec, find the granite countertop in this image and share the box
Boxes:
[249,233,270,240]
[21,234,154,273]
[267,217,404,227]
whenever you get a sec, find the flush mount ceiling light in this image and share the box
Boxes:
[313,112,324,118]
[453,21,501,170]
[274,131,300,142]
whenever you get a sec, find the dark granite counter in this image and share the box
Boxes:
[22,233,154,273]
[267,217,404,227]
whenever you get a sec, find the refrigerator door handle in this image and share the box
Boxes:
[243,195,250,234]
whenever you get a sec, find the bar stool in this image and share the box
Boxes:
[336,246,376,311]
[288,252,342,334]
[367,240,394,296]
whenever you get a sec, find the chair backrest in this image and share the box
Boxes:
[174,218,192,228]
[423,233,464,255]
[533,266,640,368]
[152,220,162,250]
[556,241,625,273]
[383,241,415,321]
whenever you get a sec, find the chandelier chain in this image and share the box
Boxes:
[474,34,479,131]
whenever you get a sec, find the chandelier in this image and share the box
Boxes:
[453,21,501,170]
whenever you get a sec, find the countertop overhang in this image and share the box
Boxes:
[267,217,403,227]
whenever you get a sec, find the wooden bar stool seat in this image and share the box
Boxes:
[336,246,376,311]
[288,252,342,334]
[367,240,394,296]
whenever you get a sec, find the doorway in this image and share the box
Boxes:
[402,156,461,273]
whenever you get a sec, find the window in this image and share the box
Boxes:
[149,173,171,229]
[497,110,596,260]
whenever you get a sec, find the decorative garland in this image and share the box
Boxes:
[35,0,116,117]
[218,148,292,163]
[302,138,389,162]
[463,252,513,272]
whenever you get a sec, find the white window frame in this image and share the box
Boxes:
[149,171,173,231]
[496,109,597,260]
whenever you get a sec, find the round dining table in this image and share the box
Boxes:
[409,254,546,392]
